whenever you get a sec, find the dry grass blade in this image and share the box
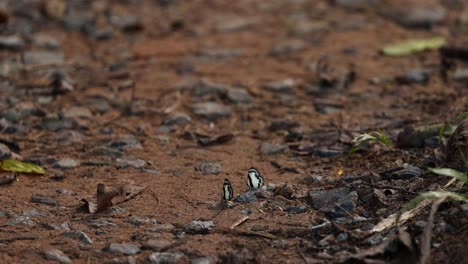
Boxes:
[420,197,447,264]
[230,216,249,229]
[372,200,431,233]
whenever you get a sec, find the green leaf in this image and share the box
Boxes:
[382,37,446,56]
[398,191,468,223]
[0,159,45,174]
[348,131,392,155]
[428,168,468,184]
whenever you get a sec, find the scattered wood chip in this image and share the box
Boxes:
[81,183,146,214]
[230,216,249,229]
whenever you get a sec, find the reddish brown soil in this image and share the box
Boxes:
[0,0,467,263]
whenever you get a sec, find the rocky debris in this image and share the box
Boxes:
[23,51,64,65]
[234,190,258,203]
[308,188,358,218]
[191,80,228,97]
[190,256,214,264]
[110,15,143,32]
[61,230,93,245]
[0,35,24,50]
[214,16,256,33]
[32,33,60,50]
[270,39,305,56]
[286,205,309,214]
[148,252,185,264]
[31,194,57,206]
[185,220,214,234]
[260,143,286,155]
[162,112,192,126]
[196,162,221,175]
[52,158,78,170]
[110,136,142,150]
[334,0,378,9]
[62,106,92,118]
[224,87,253,104]
[0,143,11,159]
[44,249,71,263]
[142,240,173,251]
[116,156,147,169]
[106,243,141,255]
[383,5,447,28]
[192,102,232,120]
[263,79,297,93]
[395,69,430,84]
[56,130,86,145]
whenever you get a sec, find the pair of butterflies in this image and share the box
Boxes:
[223,167,264,201]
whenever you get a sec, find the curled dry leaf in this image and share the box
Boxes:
[81,183,146,214]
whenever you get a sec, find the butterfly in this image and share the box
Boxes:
[223,179,234,201]
[247,167,264,189]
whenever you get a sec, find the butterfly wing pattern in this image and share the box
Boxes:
[247,167,264,189]
[223,179,233,201]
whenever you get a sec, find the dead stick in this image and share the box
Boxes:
[230,216,249,229]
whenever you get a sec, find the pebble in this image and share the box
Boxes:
[0,35,24,50]
[88,147,124,159]
[308,187,358,218]
[234,190,258,203]
[162,112,192,126]
[56,130,86,145]
[86,96,111,114]
[148,252,185,264]
[106,243,141,255]
[44,249,71,263]
[225,87,253,104]
[334,0,377,9]
[61,230,93,245]
[270,39,305,56]
[395,69,430,84]
[286,205,309,214]
[0,143,11,159]
[387,6,446,28]
[110,136,142,150]
[264,79,297,93]
[116,156,147,169]
[63,13,95,31]
[191,257,213,264]
[52,158,78,170]
[215,16,256,33]
[63,106,92,118]
[389,165,423,180]
[185,220,214,234]
[196,162,221,175]
[451,68,468,82]
[365,234,383,246]
[142,240,173,251]
[23,51,64,65]
[192,102,232,120]
[32,33,60,50]
[191,80,227,97]
[336,233,349,242]
[260,143,286,155]
[31,194,57,206]
[40,117,75,131]
[110,15,143,32]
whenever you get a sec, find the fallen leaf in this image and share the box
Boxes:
[382,37,445,56]
[0,160,45,174]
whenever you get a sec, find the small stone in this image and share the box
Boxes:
[52,158,78,170]
[451,68,468,82]
[334,0,377,9]
[225,87,253,104]
[63,106,92,118]
[336,233,349,242]
[111,15,143,32]
[198,49,243,59]
[395,69,430,84]
[365,234,383,246]
[56,130,86,145]
[142,240,173,251]
[215,16,256,33]
[386,5,446,28]
[234,190,258,203]
[191,80,227,97]
[31,194,57,206]
[32,33,60,49]
[147,223,176,232]
[63,13,95,31]
[260,143,286,155]
[44,249,71,263]
[162,112,192,126]
[148,252,185,264]
[185,220,214,234]
[23,51,64,65]
[106,243,141,255]
[270,39,305,56]
[191,257,212,264]
[0,36,24,50]
[196,162,221,175]
[286,205,309,214]
[110,136,142,150]
[308,187,358,218]
[264,79,297,93]
[88,147,124,159]
[0,143,11,159]
[313,148,342,158]
[107,256,137,264]
[192,102,232,120]
[116,156,147,169]
[40,116,75,131]
[62,230,93,244]
[86,96,111,114]
[415,220,427,229]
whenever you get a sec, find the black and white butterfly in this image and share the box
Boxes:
[223,179,234,201]
[247,167,264,189]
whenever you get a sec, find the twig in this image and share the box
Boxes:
[230,216,249,229]
[420,197,447,264]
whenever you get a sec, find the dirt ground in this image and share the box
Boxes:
[0,0,467,263]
